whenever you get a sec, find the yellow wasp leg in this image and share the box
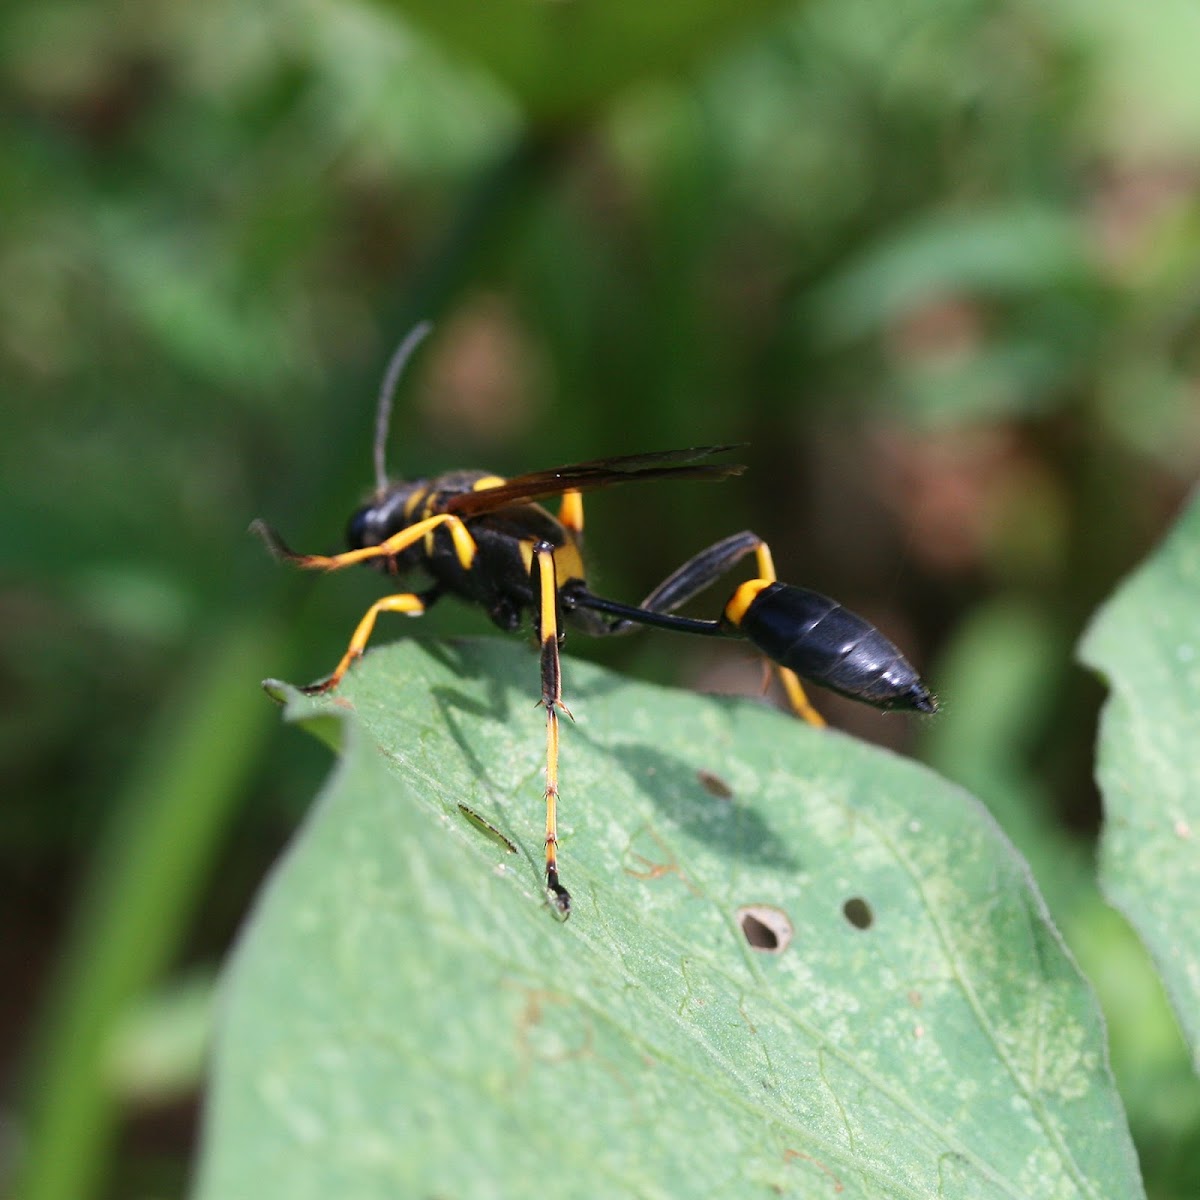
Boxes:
[302,592,427,694]
[533,541,572,915]
[558,489,584,539]
[752,542,826,728]
[251,511,477,573]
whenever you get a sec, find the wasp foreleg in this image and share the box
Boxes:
[301,588,439,694]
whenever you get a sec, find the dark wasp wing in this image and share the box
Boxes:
[443,445,746,517]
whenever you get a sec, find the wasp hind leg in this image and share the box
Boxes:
[558,488,584,541]
[532,541,573,916]
[647,532,826,726]
[586,531,826,727]
[301,588,439,694]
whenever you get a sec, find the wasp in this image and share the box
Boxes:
[253,324,936,917]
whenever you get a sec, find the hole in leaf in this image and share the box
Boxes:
[843,896,873,929]
[736,905,793,953]
[697,769,733,800]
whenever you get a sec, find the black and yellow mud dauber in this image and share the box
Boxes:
[252,324,936,917]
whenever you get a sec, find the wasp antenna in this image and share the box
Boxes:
[249,518,301,563]
[374,321,433,495]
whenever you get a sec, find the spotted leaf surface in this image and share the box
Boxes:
[1080,490,1200,1070]
[196,639,1141,1199]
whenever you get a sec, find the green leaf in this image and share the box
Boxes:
[196,639,1141,1199]
[381,0,787,120]
[1079,490,1200,1071]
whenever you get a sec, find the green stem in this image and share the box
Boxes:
[15,619,282,1200]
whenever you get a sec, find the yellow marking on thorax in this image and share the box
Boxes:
[553,540,585,585]
[724,578,771,629]
[472,475,507,491]
[403,488,426,519]
[517,539,585,586]
[420,489,438,555]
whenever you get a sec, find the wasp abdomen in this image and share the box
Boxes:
[731,582,936,713]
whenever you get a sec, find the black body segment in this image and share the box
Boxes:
[732,582,937,713]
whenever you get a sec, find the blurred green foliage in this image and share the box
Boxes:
[3,0,1200,1195]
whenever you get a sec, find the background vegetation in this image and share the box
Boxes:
[4,0,1200,1195]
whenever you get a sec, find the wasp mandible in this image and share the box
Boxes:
[253,324,936,916]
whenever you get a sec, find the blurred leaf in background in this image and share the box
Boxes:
[4,0,1200,1195]
[1081,489,1200,1073]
